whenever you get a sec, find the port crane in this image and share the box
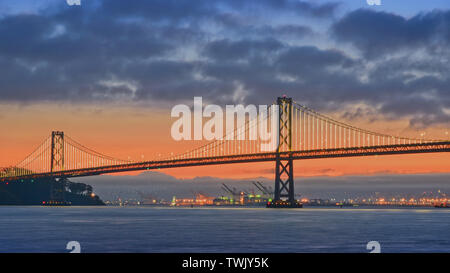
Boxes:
[221,183,242,204]
[252,181,302,199]
[252,181,271,198]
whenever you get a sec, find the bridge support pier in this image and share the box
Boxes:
[274,157,294,202]
[47,132,68,205]
[267,96,302,208]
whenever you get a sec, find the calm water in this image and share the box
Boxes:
[0,206,449,253]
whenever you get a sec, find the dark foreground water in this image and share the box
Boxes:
[0,206,449,253]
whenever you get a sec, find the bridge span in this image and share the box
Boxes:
[1,97,449,207]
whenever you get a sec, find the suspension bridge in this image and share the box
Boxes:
[1,97,449,207]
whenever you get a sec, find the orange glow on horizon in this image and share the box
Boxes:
[0,102,449,179]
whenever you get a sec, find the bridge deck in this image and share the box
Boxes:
[2,142,449,182]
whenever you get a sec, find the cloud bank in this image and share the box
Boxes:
[0,1,449,127]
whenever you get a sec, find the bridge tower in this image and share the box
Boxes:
[51,131,64,172]
[50,131,66,203]
[268,97,302,208]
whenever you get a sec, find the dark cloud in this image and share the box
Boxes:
[224,0,341,18]
[204,38,284,61]
[276,46,355,75]
[100,0,340,22]
[100,0,215,22]
[327,9,450,125]
[0,1,326,104]
[0,1,449,128]
[332,9,450,58]
[294,1,340,18]
[268,25,314,38]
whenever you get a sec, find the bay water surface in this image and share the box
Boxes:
[0,206,449,253]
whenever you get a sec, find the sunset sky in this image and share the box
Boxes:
[0,0,449,182]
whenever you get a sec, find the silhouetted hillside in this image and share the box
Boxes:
[0,178,104,205]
